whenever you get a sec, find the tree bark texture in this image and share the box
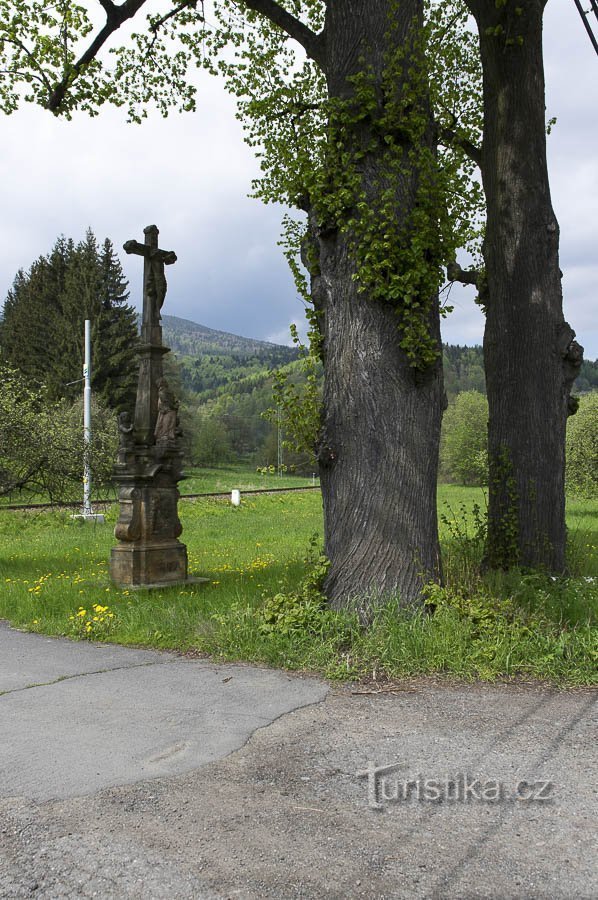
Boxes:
[310,0,444,609]
[466,0,583,571]
[314,230,443,610]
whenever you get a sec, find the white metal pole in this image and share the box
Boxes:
[277,406,283,477]
[83,319,92,516]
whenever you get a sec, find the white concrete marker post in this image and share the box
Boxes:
[231,490,241,507]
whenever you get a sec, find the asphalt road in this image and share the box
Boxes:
[1,620,596,899]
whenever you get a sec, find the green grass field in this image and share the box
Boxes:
[0,485,596,685]
[181,464,319,494]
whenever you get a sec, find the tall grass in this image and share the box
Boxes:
[0,488,596,685]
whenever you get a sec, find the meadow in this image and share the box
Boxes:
[0,465,318,508]
[0,484,596,686]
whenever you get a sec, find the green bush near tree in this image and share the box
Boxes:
[440,390,488,486]
[0,366,117,503]
[566,393,598,499]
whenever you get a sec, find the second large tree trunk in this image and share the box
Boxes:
[467,0,582,571]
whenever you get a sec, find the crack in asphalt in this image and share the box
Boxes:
[0,657,179,697]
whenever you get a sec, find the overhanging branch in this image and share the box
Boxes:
[150,0,201,34]
[446,260,480,286]
[439,126,482,169]
[47,0,151,113]
[238,0,326,66]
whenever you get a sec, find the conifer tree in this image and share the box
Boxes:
[0,231,138,411]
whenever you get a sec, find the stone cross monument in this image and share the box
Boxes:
[109,225,189,588]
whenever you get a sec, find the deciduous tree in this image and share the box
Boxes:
[1,0,476,607]
[566,392,598,499]
[440,390,488,486]
[0,366,118,502]
[449,0,584,570]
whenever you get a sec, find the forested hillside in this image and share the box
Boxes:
[442,345,597,399]
[162,315,298,397]
[161,318,596,475]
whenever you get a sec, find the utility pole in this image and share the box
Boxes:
[277,406,283,477]
[83,318,92,516]
[73,320,104,523]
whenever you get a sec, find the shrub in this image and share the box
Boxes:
[440,390,488,486]
[566,392,598,499]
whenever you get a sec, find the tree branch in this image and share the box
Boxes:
[47,0,151,113]
[446,260,480,286]
[238,0,326,66]
[150,0,201,34]
[1,36,54,93]
[439,126,482,169]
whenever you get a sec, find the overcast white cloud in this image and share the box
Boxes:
[1,2,596,356]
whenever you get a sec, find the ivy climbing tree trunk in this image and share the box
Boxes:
[309,0,444,609]
[466,0,583,570]
[314,228,443,608]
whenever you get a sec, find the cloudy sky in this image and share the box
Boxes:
[1,2,596,356]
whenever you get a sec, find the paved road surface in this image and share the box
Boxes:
[0,620,596,899]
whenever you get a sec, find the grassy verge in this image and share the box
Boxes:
[0,487,596,685]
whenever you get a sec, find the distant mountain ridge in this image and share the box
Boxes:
[160,314,299,399]
[160,315,598,401]
[161,315,297,361]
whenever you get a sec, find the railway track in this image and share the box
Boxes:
[1,484,321,513]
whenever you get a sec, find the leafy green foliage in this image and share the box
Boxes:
[193,416,233,466]
[0,0,207,120]
[440,389,488,485]
[265,322,321,459]
[258,534,329,635]
[566,393,598,499]
[0,366,117,502]
[207,2,484,369]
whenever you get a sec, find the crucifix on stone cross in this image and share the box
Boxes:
[124,225,177,339]
[123,225,177,445]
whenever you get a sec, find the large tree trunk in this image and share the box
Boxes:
[467,0,582,571]
[315,230,444,609]
[311,0,444,610]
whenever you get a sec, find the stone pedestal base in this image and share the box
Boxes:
[110,540,188,588]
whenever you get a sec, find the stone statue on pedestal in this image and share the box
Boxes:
[109,225,190,589]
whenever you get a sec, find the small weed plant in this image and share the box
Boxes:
[258,535,329,636]
[67,603,117,640]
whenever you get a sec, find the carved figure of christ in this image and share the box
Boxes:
[123,224,177,333]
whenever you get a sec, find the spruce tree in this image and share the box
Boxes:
[0,231,138,411]
[96,237,138,411]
